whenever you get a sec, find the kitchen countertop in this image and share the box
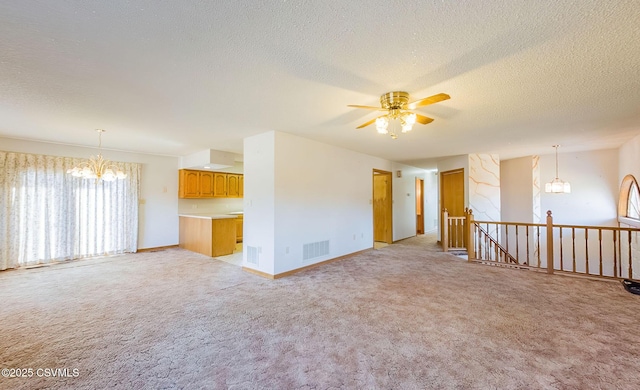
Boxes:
[178,213,239,220]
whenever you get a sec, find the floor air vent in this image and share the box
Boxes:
[246,246,259,265]
[303,240,330,261]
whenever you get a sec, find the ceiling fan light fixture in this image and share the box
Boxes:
[349,91,450,139]
[403,112,417,125]
[376,117,389,134]
[400,112,416,132]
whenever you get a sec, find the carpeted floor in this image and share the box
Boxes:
[1,234,639,389]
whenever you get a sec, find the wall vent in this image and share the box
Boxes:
[303,240,330,261]
[246,246,259,265]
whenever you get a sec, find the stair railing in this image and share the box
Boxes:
[448,209,640,281]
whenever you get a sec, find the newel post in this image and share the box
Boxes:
[466,208,475,261]
[442,209,449,252]
[546,210,554,274]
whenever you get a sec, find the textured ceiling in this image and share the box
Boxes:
[1,1,639,167]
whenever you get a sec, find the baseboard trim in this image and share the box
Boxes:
[242,248,372,279]
[137,245,179,253]
[242,267,275,279]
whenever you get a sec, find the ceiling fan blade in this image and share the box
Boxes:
[355,117,381,129]
[347,104,386,111]
[407,93,450,109]
[414,114,434,125]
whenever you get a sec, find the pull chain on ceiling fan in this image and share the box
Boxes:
[348,91,450,139]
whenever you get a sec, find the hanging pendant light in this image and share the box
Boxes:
[67,129,127,182]
[545,145,571,193]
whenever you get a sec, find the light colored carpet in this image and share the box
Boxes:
[1,234,640,389]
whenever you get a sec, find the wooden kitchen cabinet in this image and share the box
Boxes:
[179,169,215,198]
[199,171,214,197]
[213,173,227,197]
[227,174,242,198]
[178,170,243,199]
[235,215,243,243]
[179,216,236,257]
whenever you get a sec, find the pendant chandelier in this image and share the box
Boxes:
[545,144,571,193]
[67,129,127,181]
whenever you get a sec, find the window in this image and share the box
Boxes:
[0,151,140,270]
[618,174,640,226]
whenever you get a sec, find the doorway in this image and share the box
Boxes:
[440,168,465,245]
[373,169,393,245]
[416,178,425,234]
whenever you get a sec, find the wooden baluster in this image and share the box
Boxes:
[452,218,456,248]
[506,224,509,255]
[485,230,489,260]
[613,229,618,278]
[442,209,449,252]
[546,211,554,274]
[585,229,589,275]
[598,229,603,276]
[477,225,482,260]
[572,228,576,273]
[559,227,564,271]
[486,223,490,259]
[628,230,633,279]
[619,229,623,277]
[486,237,490,261]
[537,226,541,269]
[516,225,520,264]
[483,226,487,260]
[526,225,530,266]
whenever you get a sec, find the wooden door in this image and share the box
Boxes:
[373,170,392,244]
[440,169,465,245]
[239,175,244,197]
[179,170,200,198]
[199,171,215,197]
[213,173,227,197]
[416,178,424,234]
[227,174,240,197]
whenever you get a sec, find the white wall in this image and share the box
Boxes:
[391,162,430,241]
[0,136,179,249]
[245,131,423,275]
[468,154,500,222]
[619,133,640,189]
[424,170,439,232]
[243,132,276,274]
[540,149,618,226]
[501,156,535,222]
[178,197,244,215]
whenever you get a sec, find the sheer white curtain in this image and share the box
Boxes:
[0,151,139,271]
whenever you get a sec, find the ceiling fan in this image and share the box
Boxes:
[348,91,450,139]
